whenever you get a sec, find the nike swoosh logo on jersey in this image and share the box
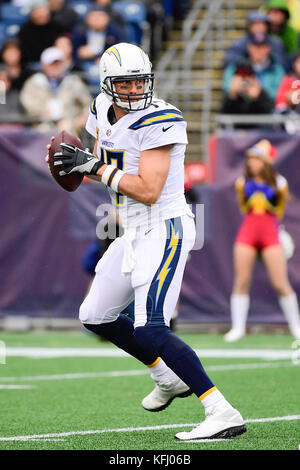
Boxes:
[162,125,174,132]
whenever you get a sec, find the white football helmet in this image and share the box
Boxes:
[99,43,154,112]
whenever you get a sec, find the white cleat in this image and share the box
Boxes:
[175,401,247,440]
[290,326,300,340]
[224,328,245,343]
[142,378,192,412]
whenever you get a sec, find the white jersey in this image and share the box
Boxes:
[86,93,193,229]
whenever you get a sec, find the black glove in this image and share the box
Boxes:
[54,143,104,176]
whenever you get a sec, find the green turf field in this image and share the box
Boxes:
[0,331,299,451]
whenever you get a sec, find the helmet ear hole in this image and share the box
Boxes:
[99,43,154,112]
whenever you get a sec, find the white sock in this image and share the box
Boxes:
[229,294,250,333]
[147,357,178,384]
[279,293,300,337]
[199,386,230,409]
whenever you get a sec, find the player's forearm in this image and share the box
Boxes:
[96,164,160,205]
[119,174,160,205]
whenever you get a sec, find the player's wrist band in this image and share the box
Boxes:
[90,159,105,175]
[101,164,125,192]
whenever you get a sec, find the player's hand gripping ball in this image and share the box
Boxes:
[48,130,104,191]
[48,130,85,192]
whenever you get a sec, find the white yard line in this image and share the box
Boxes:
[205,361,295,371]
[0,361,295,383]
[0,370,149,382]
[4,347,128,358]
[246,415,300,423]
[0,415,299,442]
[2,347,295,360]
[25,439,66,442]
[0,385,35,389]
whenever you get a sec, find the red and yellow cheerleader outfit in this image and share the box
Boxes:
[235,174,288,250]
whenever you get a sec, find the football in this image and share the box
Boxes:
[48,130,84,192]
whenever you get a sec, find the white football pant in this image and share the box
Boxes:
[79,214,196,328]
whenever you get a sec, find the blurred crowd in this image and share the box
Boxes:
[3,0,300,136]
[0,0,190,135]
[220,0,300,131]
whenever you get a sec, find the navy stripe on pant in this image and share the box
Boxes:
[146,217,183,326]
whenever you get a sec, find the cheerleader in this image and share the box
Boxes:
[224,139,300,342]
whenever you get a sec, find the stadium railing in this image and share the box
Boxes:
[155,0,237,162]
[214,113,300,130]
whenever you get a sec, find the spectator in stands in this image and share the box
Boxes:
[0,66,24,120]
[54,34,84,75]
[275,50,300,112]
[224,10,288,71]
[20,46,91,134]
[286,0,300,33]
[49,0,79,33]
[73,5,128,64]
[10,1,31,5]
[94,0,127,28]
[0,38,33,91]
[221,33,285,118]
[17,0,64,66]
[274,50,300,132]
[263,0,299,55]
[224,139,300,342]
[173,0,191,19]
[139,0,165,59]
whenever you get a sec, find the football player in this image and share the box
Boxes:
[48,43,246,440]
